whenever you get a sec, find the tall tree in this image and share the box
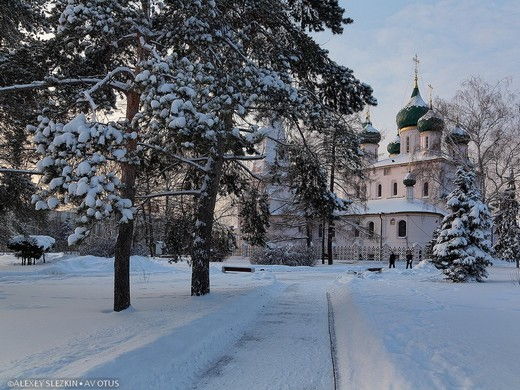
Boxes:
[433,166,493,282]
[493,171,520,268]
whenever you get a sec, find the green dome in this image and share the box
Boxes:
[359,120,381,144]
[447,126,470,144]
[396,86,430,129]
[417,109,444,132]
[403,172,416,187]
[387,136,401,154]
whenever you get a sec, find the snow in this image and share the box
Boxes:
[9,235,56,251]
[342,197,447,216]
[363,123,379,133]
[371,152,442,168]
[406,93,428,108]
[1,255,519,389]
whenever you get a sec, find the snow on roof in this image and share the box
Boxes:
[406,94,428,108]
[364,123,380,133]
[341,198,447,216]
[451,125,468,135]
[10,235,56,250]
[371,153,442,168]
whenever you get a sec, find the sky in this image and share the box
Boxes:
[314,0,520,149]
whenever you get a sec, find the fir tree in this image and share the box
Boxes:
[493,171,520,268]
[433,166,493,282]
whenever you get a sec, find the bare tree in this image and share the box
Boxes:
[436,76,519,203]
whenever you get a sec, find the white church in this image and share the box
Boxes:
[236,69,471,260]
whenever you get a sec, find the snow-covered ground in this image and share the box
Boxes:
[1,254,519,389]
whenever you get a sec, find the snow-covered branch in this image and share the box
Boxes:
[0,77,129,95]
[83,67,134,112]
[137,143,209,172]
[223,154,265,161]
[136,190,201,199]
[0,168,43,175]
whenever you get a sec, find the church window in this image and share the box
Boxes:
[425,136,429,149]
[393,182,398,196]
[406,137,410,153]
[383,168,391,176]
[398,220,407,237]
[423,182,429,197]
[368,222,375,238]
[377,184,382,197]
[318,224,323,238]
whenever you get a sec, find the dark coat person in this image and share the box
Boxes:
[389,253,396,268]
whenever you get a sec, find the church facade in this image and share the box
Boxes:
[232,74,472,260]
[331,78,471,251]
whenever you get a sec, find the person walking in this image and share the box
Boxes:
[406,249,413,269]
[389,252,396,268]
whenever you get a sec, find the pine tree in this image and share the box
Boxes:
[1,0,374,301]
[433,166,494,282]
[493,171,520,267]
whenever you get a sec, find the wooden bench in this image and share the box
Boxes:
[222,266,255,273]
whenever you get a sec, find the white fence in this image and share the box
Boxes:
[233,243,426,262]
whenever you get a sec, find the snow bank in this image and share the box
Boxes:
[42,255,178,276]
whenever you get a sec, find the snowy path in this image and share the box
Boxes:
[192,274,337,390]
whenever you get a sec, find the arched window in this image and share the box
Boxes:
[425,136,429,149]
[354,223,360,237]
[393,182,398,196]
[368,221,375,238]
[377,184,382,198]
[398,220,407,237]
[423,182,429,197]
[406,137,410,153]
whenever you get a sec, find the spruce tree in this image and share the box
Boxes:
[433,166,494,282]
[493,172,520,267]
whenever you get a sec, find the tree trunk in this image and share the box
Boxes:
[305,216,312,248]
[327,134,336,265]
[190,153,224,295]
[113,90,139,312]
[321,220,326,264]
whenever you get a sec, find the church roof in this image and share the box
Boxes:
[341,198,447,216]
[359,113,381,144]
[447,125,470,144]
[371,153,443,168]
[387,135,401,154]
[396,86,430,129]
[417,109,445,133]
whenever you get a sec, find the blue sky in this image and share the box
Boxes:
[314,0,520,147]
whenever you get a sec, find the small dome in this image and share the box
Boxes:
[403,172,416,187]
[396,86,429,129]
[447,126,470,144]
[359,120,381,144]
[417,109,444,133]
[387,135,401,154]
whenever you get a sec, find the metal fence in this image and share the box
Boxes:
[233,243,425,262]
